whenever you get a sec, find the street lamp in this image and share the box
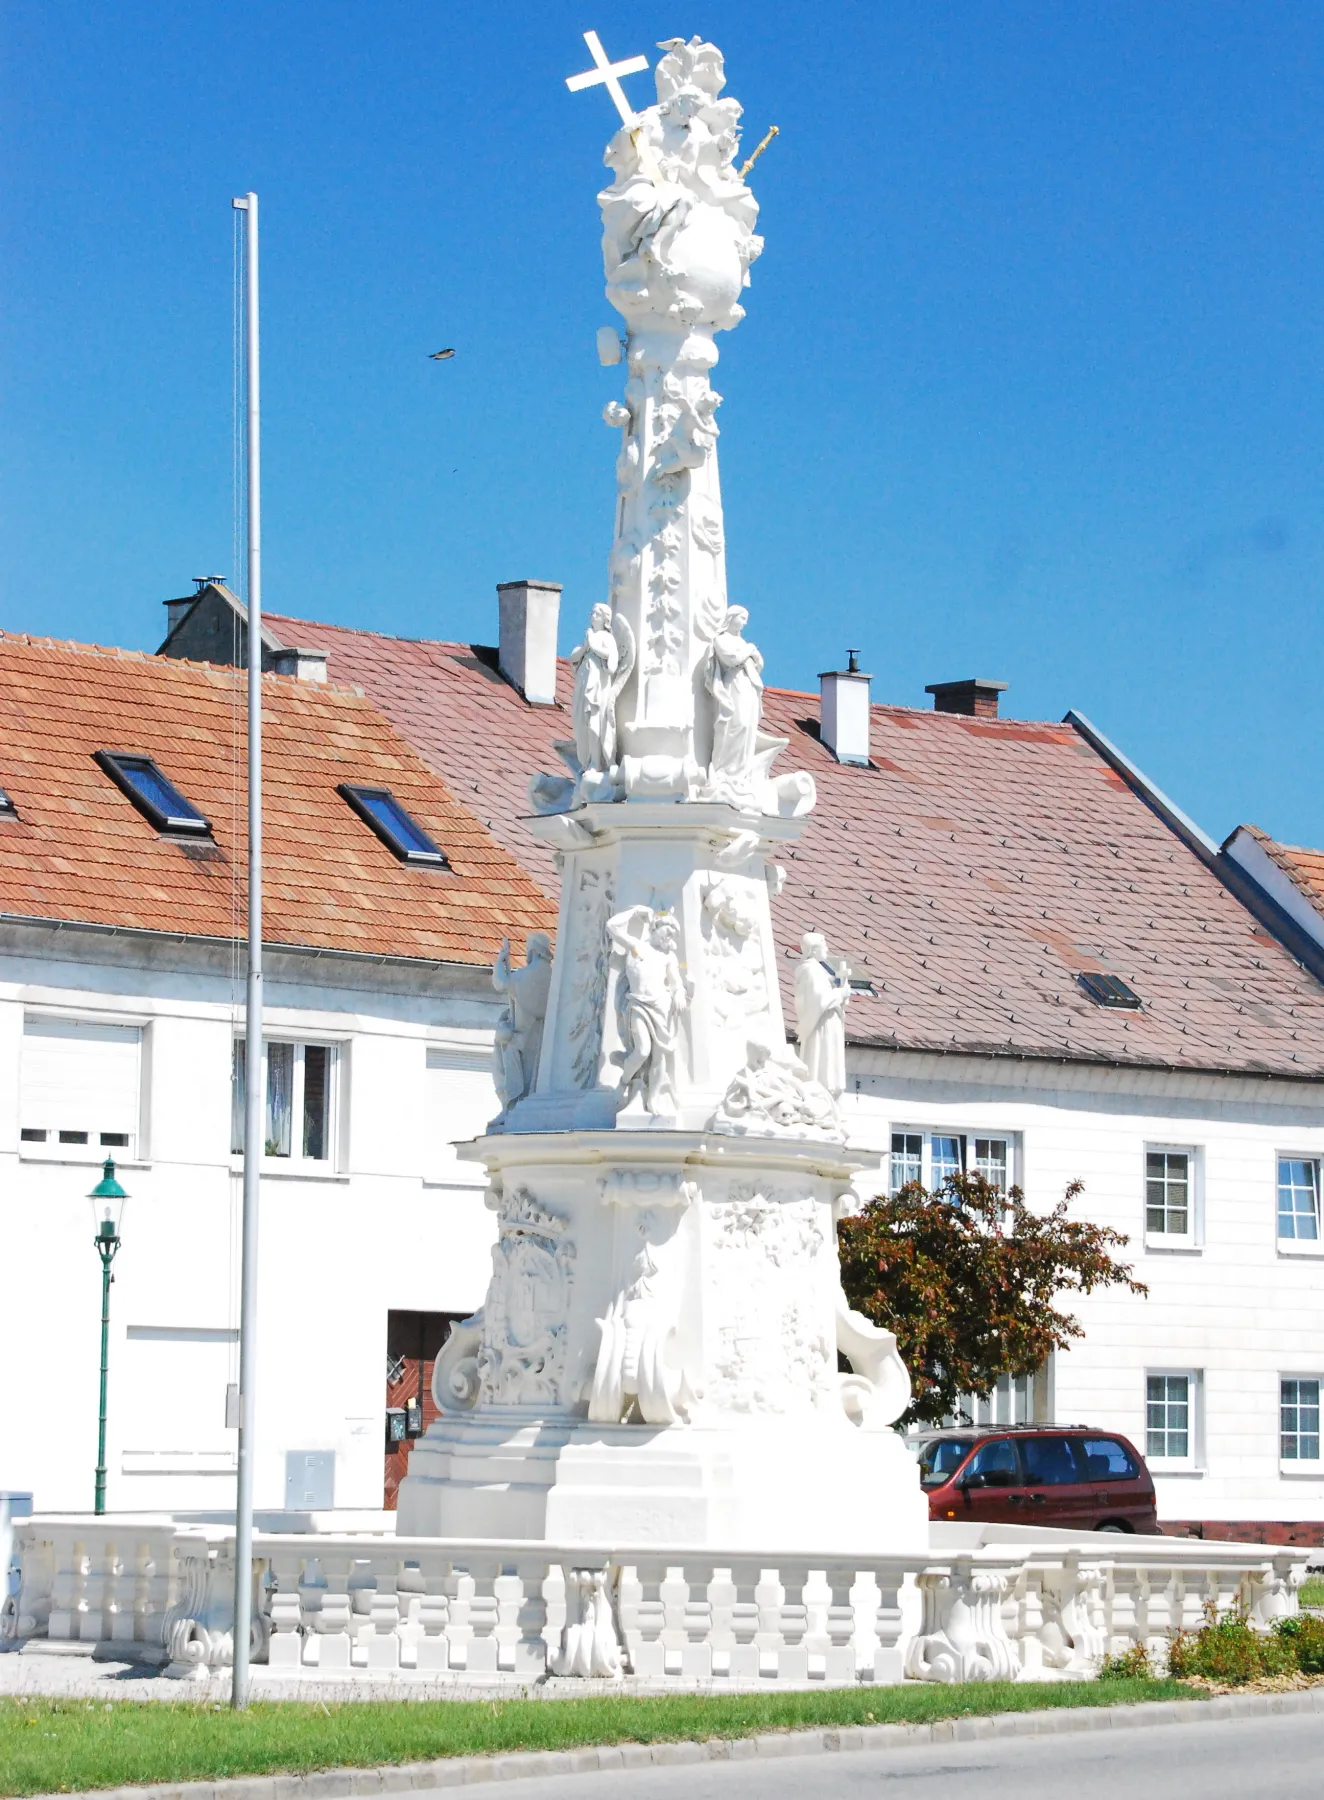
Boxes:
[88,1159,129,1516]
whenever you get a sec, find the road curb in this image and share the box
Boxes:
[29,1686,1324,1799]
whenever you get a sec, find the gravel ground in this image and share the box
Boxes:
[0,1643,801,1704]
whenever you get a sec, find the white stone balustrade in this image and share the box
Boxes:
[3,1515,1309,1687]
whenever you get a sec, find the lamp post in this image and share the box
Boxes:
[88,1159,129,1516]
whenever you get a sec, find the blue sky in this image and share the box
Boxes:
[3,2,1322,844]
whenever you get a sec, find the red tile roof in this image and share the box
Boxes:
[261,611,1324,1078]
[0,634,555,965]
[1241,824,1324,917]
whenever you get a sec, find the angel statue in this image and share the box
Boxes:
[570,603,635,803]
[607,905,689,1116]
[701,605,764,806]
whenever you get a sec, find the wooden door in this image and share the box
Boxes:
[383,1310,465,1509]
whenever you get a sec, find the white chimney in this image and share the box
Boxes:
[819,651,872,766]
[497,580,561,706]
[270,646,329,683]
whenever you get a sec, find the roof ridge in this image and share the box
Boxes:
[263,610,466,654]
[0,630,371,702]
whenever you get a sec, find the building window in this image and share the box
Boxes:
[1146,1371,1200,1465]
[232,1039,337,1164]
[1277,1157,1320,1242]
[20,1016,142,1159]
[931,1134,964,1185]
[1146,1148,1196,1243]
[973,1137,1008,1190]
[1281,1379,1321,1464]
[889,1132,922,1191]
[94,751,211,837]
[890,1130,1012,1194]
[337,784,450,867]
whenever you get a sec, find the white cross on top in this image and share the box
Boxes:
[565,29,649,129]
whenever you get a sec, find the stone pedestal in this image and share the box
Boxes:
[397,1128,927,1553]
[398,1413,927,1553]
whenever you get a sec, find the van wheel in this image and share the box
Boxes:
[1095,1521,1133,1533]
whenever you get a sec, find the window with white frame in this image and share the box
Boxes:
[1146,1148,1196,1243]
[1146,1370,1201,1466]
[1277,1157,1321,1243]
[425,1047,500,1179]
[19,1016,142,1159]
[231,1039,337,1164]
[889,1130,1012,1194]
[1280,1378,1321,1465]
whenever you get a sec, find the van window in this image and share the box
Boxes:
[915,1438,971,1487]
[1077,1437,1139,1481]
[1021,1435,1080,1485]
[964,1438,1020,1485]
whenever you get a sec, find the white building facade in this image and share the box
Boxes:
[841,1050,1324,1538]
[0,921,502,1517]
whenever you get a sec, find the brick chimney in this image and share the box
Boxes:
[925,677,1008,718]
[819,650,872,765]
[497,580,561,706]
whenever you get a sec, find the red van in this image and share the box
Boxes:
[911,1424,1159,1533]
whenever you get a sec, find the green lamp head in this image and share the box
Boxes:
[88,1159,129,1241]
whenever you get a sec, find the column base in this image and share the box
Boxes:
[395,1411,928,1554]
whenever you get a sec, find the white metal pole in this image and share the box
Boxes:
[231,188,261,1711]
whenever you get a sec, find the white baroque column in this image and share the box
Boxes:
[398,38,927,1557]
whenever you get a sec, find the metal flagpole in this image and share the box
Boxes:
[230,188,262,1711]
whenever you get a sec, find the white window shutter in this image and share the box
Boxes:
[21,1017,142,1150]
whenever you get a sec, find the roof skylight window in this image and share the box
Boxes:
[1078,971,1142,1010]
[94,752,211,836]
[0,787,16,817]
[338,784,450,867]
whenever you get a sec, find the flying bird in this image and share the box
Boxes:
[430,348,456,360]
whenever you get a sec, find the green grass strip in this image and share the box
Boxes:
[0,1680,1196,1796]
[1300,1576,1324,1608]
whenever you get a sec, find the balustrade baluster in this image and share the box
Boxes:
[754,1567,783,1680]
[415,1556,453,1671]
[365,1557,402,1671]
[725,1561,761,1681]
[706,1565,737,1680]
[80,1538,111,1642]
[775,1562,810,1684]
[48,1539,89,1641]
[866,1562,905,1684]
[679,1561,714,1680]
[268,1582,305,1669]
[617,1559,666,1679]
[510,1556,550,1678]
[818,1563,856,1684]
[1012,1564,1043,1676]
[658,1564,688,1677]
[463,1559,501,1673]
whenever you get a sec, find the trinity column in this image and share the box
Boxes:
[398,34,926,1567]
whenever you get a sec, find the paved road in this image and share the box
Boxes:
[463,1711,1324,1800]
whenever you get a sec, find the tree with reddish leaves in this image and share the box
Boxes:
[837,1175,1147,1428]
